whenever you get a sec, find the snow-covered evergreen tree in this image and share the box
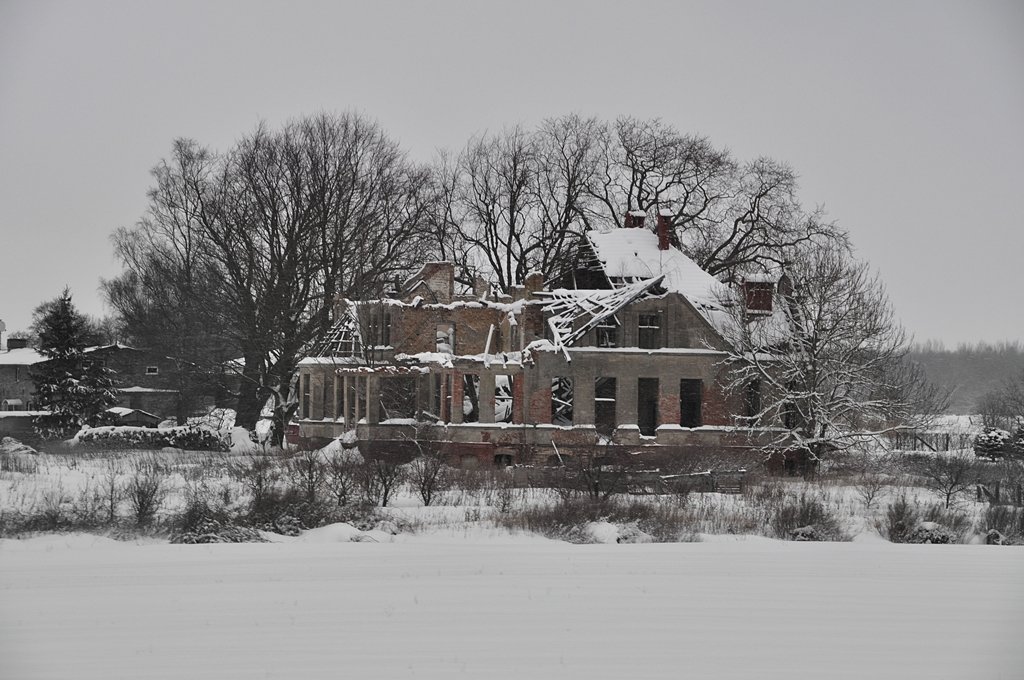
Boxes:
[31,288,118,439]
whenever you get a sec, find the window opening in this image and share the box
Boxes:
[551,376,574,425]
[638,313,662,349]
[595,377,617,436]
[596,318,618,348]
[680,379,702,427]
[638,378,659,436]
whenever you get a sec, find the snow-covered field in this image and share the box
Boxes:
[2,530,1022,680]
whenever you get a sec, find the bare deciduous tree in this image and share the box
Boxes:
[358,456,406,508]
[723,241,947,459]
[587,117,845,284]
[106,113,432,442]
[434,115,601,292]
[914,454,979,508]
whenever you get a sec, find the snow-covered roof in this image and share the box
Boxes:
[118,386,178,393]
[0,348,46,366]
[584,228,739,337]
[586,229,730,306]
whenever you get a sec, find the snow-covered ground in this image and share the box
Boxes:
[1,531,1022,679]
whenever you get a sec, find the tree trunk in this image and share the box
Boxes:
[235,355,264,430]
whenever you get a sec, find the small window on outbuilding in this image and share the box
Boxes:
[145,365,159,376]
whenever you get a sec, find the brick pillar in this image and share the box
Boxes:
[439,372,450,423]
[450,371,464,424]
[416,374,434,420]
[479,372,496,423]
[659,378,680,427]
[573,372,594,425]
[618,375,638,427]
[511,373,524,424]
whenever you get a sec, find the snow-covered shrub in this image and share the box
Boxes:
[982,505,1024,544]
[768,492,847,541]
[260,515,304,536]
[904,522,955,544]
[0,437,38,474]
[986,529,1006,544]
[919,502,972,539]
[974,428,1011,459]
[1011,425,1024,457]
[76,424,227,451]
[170,518,265,544]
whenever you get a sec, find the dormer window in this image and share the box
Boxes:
[637,313,662,349]
[743,281,774,314]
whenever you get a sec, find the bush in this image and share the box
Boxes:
[77,425,227,451]
[357,457,406,507]
[974,428,1011,459]
[904,522,955,544]
[170,518,265,544]
[497,496,697,543]
[231,454,281,518]
[767,492,847,541]
[407,454,454,506]
[124,457,166,525]
[880,495,918,542]
[285,449,327,504]
[982,505,1024,544]
[919,502,971,538]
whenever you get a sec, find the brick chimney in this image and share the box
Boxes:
[523,271,545,299]
[624,210,646,228]
[656,211,671,251]
[0,318,6,352]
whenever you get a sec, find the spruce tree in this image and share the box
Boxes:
[31,288,118,439]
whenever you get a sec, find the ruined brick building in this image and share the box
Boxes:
[295,212,787,466]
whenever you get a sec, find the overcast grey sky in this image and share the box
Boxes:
[1,0,1021,344]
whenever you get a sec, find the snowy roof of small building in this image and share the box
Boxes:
[0,348,46,366]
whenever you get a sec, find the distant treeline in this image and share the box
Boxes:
[909,341,1024,414]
